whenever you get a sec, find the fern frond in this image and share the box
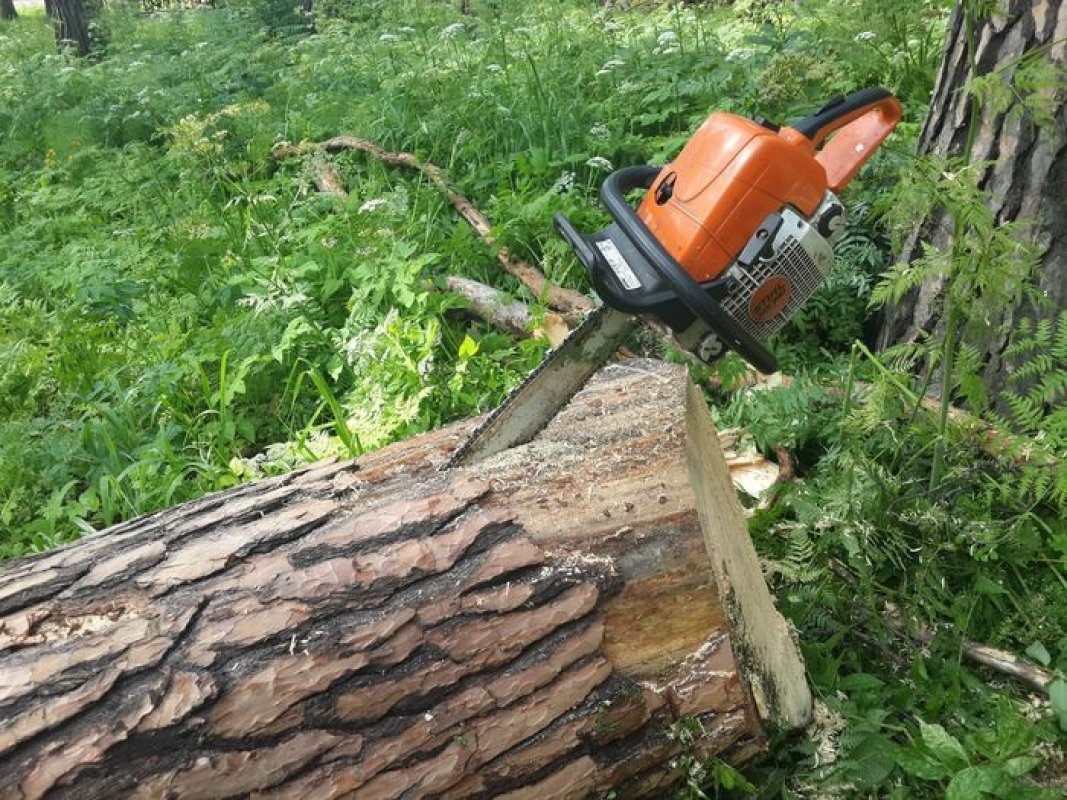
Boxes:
[1002,391,1044,432]
[1012,353,1054,383]
[1053,314,1067,361]
[1037,370,1067,405]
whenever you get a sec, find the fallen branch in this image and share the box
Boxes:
[870,591,1054,694]
[445,276,569,345]
[820,567,1056,693]
[274,136,595,322]
[756,445,795,513]
[908,617,1055,694]
[308,156,348,198]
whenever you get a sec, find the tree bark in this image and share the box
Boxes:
[0,359,808,799]
[0,0,17,22]
[877,0,1066,393]
[45,0,92,56]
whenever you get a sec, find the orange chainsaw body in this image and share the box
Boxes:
[554,88,902,373]
[636,95,901,283]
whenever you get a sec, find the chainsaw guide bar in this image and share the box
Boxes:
[447,305,639,468]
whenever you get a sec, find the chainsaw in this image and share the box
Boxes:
[450,87,901,466]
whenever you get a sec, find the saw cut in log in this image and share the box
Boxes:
[0,359,809,799]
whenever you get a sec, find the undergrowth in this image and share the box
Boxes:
[2,0,1065,796]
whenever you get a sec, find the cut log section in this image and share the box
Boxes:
[0,359,809,799]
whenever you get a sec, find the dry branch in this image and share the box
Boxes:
[273,136,596,322]
[0,359,809,799]
[445,275,569,345]
[883,603,1055,694]
[308,155,348,198]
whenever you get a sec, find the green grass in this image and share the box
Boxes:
[2,0,1065,795]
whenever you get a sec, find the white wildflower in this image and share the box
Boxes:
[657,30,679,47]
[596,57,625,76]
[279,290,309,310]
[585,156,613,172]
[552,171,576,194]
[359,198,389,213]
[379,33,399,43]
[441,22,465,39]
[486,63,503,74]
[653,30,680,55]
[237,293,274,313]
[588,122,611,140]
[854,31,877,41]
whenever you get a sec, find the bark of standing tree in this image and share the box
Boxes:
[0,0,17,22]
[0,360,810,799]
[44,0,92,56]
[877,0,1066,391]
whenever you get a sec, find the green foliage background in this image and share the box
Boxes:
[1,0,1064,796]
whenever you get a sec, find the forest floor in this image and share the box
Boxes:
[2,1,1065,796]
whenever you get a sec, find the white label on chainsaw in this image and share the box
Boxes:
[596,240,642,291]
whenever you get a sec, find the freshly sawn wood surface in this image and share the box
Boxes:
[0,359,809,799]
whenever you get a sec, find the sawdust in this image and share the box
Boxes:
[462,439,586,483]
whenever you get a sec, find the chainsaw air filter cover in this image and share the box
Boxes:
[555,87,901,373]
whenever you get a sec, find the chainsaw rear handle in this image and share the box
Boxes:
[787,87,902,192]
[596,165,778,374]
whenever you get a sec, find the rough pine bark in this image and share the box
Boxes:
[877,0,1067,391]
[0,360,809,800]
[45,0,92,55]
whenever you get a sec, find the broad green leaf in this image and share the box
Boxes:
[1024,641,1051,667]
[918,720,969,771]
[458,335,479,359]
[894,745,953,781]
[1050,679,1067,732]
[838,673,885,692]
[945,766,1011,800]
[1002,755,1041,778]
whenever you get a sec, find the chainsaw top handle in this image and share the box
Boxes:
[785,86,902,192]
[598,165,778,374]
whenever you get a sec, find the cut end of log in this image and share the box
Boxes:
[685,381,812,730]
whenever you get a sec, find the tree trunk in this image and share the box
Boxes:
[0,0,17,22]
[876,0,1066,391]
[45,0,92,56]
[0,359,809,799]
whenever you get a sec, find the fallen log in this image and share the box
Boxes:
[0,359,809,799]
